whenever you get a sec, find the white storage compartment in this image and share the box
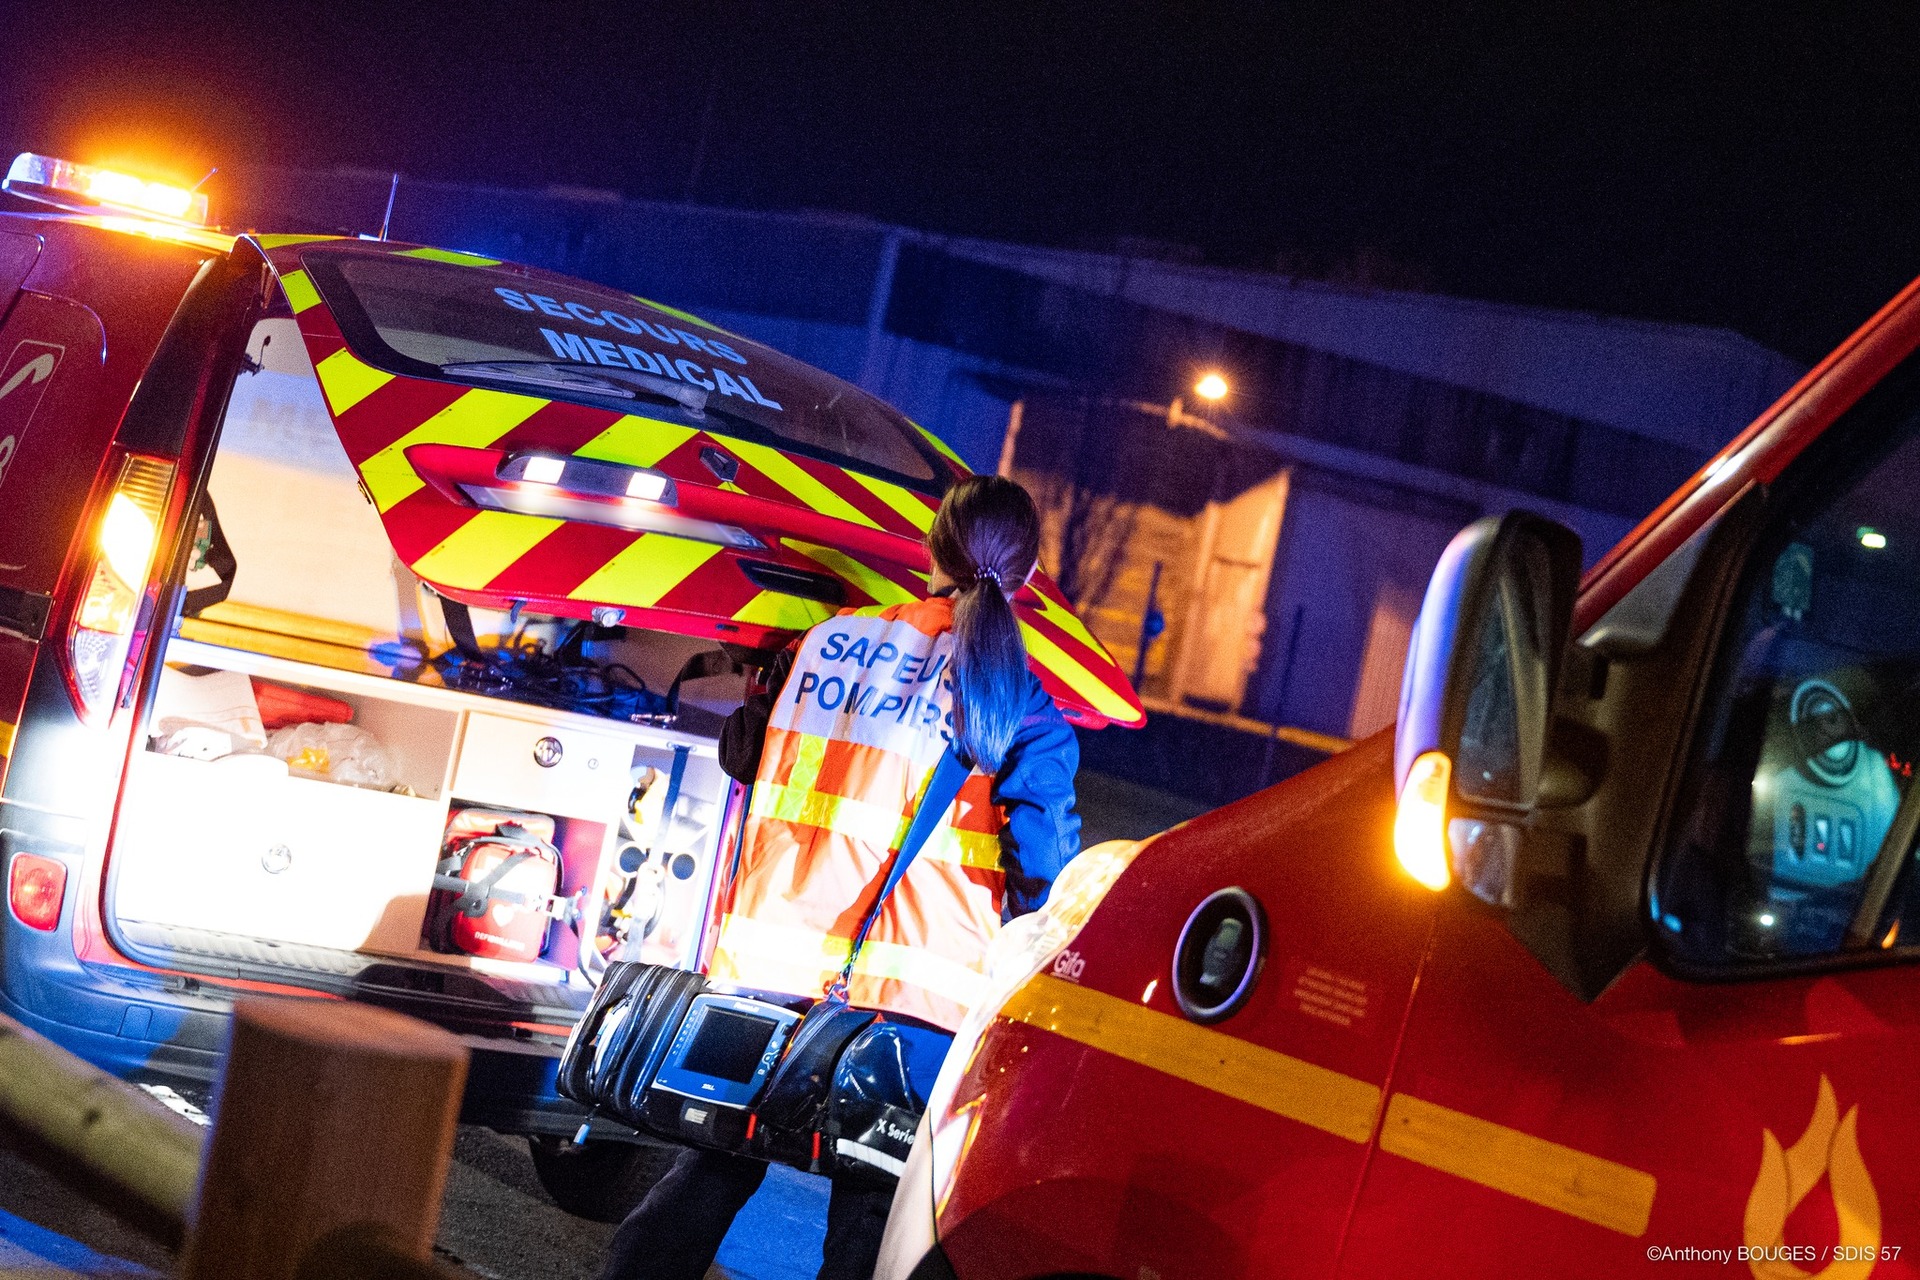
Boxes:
[113,751,447,954]
[452,713,634,820]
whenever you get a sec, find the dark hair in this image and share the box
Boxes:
[929,475,1042,773]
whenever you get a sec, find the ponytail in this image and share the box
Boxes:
[928,476,1042,773]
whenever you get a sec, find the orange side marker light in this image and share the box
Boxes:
[1394,751,1452,891]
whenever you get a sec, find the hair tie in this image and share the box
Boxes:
[972,565,1004,590]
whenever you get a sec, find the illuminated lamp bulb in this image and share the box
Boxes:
[99,492,158,586]
[521,455,565,484]
[1393,751,1452,891]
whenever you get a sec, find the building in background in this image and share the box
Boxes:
[220,169,1802,762]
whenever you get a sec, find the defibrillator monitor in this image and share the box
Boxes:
[651,993,800,1109]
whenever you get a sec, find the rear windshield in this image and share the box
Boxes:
[304,250,941,488]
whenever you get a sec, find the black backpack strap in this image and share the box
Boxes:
[439,594,485,659]
[827,745,971,1000]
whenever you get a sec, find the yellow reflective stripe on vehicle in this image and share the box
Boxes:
[360,388,549,512]
[0,719,15,758]
[1379,1093,1655,1237]
[569,533,723,608]
[912,422,967,470]
[573,416,699,469]
[279,269,322,314]
[783,540,917,605]
[314,348,393,416]
[411,511,561,589]
[724,438,881,530]
[847,472,936,532]
[733,591,836,630]
[850,939,987,1010]
[1002,973,1382,1144]
[397,247,500,267]
[1020,622,1139,724]
[630,296,736,335]
[255,233,343,249]
[1000,974,1658,1235]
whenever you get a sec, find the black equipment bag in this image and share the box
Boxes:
[555,746,970,1176]
[824,1020,955,1186]
[557,963,706,1131]
[557,959,647,1105]
[608,967,709,1123]
[747,1002,881,1167]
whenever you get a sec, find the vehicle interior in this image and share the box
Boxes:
[1654,353,1920,970]
[105,314,750,1021]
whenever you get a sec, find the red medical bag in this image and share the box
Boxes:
[425,809,564,962]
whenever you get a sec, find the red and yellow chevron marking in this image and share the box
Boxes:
[260,241,1144,728]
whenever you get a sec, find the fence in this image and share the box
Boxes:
[0,997,474,1279]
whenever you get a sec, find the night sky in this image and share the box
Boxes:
[5,1,1919,362]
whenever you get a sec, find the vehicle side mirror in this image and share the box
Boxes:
[1393,512,1581,903]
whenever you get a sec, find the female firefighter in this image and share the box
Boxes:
[600,474,1083,1280]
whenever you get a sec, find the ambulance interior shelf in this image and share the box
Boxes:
[110,636,729,996]
[184,497,720,737]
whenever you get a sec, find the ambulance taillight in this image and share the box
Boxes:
[8,853,66,931]
[66,455,175,724]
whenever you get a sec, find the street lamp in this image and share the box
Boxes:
[999,371,1235,475]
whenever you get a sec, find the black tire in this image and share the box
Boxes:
[527,1135,679,1223]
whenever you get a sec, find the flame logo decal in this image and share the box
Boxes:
[1743,1076,1881,1279]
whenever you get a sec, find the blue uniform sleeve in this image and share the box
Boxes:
[991,671,1082,920]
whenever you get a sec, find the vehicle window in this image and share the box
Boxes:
[1456,588,1523,804]
[1656,357,1920,968]
[303,251,941,489]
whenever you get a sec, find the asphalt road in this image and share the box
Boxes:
[436,1127,830,1280]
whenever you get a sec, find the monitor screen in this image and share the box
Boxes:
[681,1009,781,1083]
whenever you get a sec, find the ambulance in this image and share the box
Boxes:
[877,262,1920,1274]
[0,154,1140,1217]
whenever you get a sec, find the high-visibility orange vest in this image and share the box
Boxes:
[707,597,1006,1031]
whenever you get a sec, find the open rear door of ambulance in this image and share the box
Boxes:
[249,235,1143,729]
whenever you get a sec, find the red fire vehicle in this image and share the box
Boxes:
[877,265,1920,1275]
[0,153,1139,1216]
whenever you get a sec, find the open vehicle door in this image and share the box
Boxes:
[250,236,1143,728]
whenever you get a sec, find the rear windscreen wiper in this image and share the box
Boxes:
[439,361,709,416]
